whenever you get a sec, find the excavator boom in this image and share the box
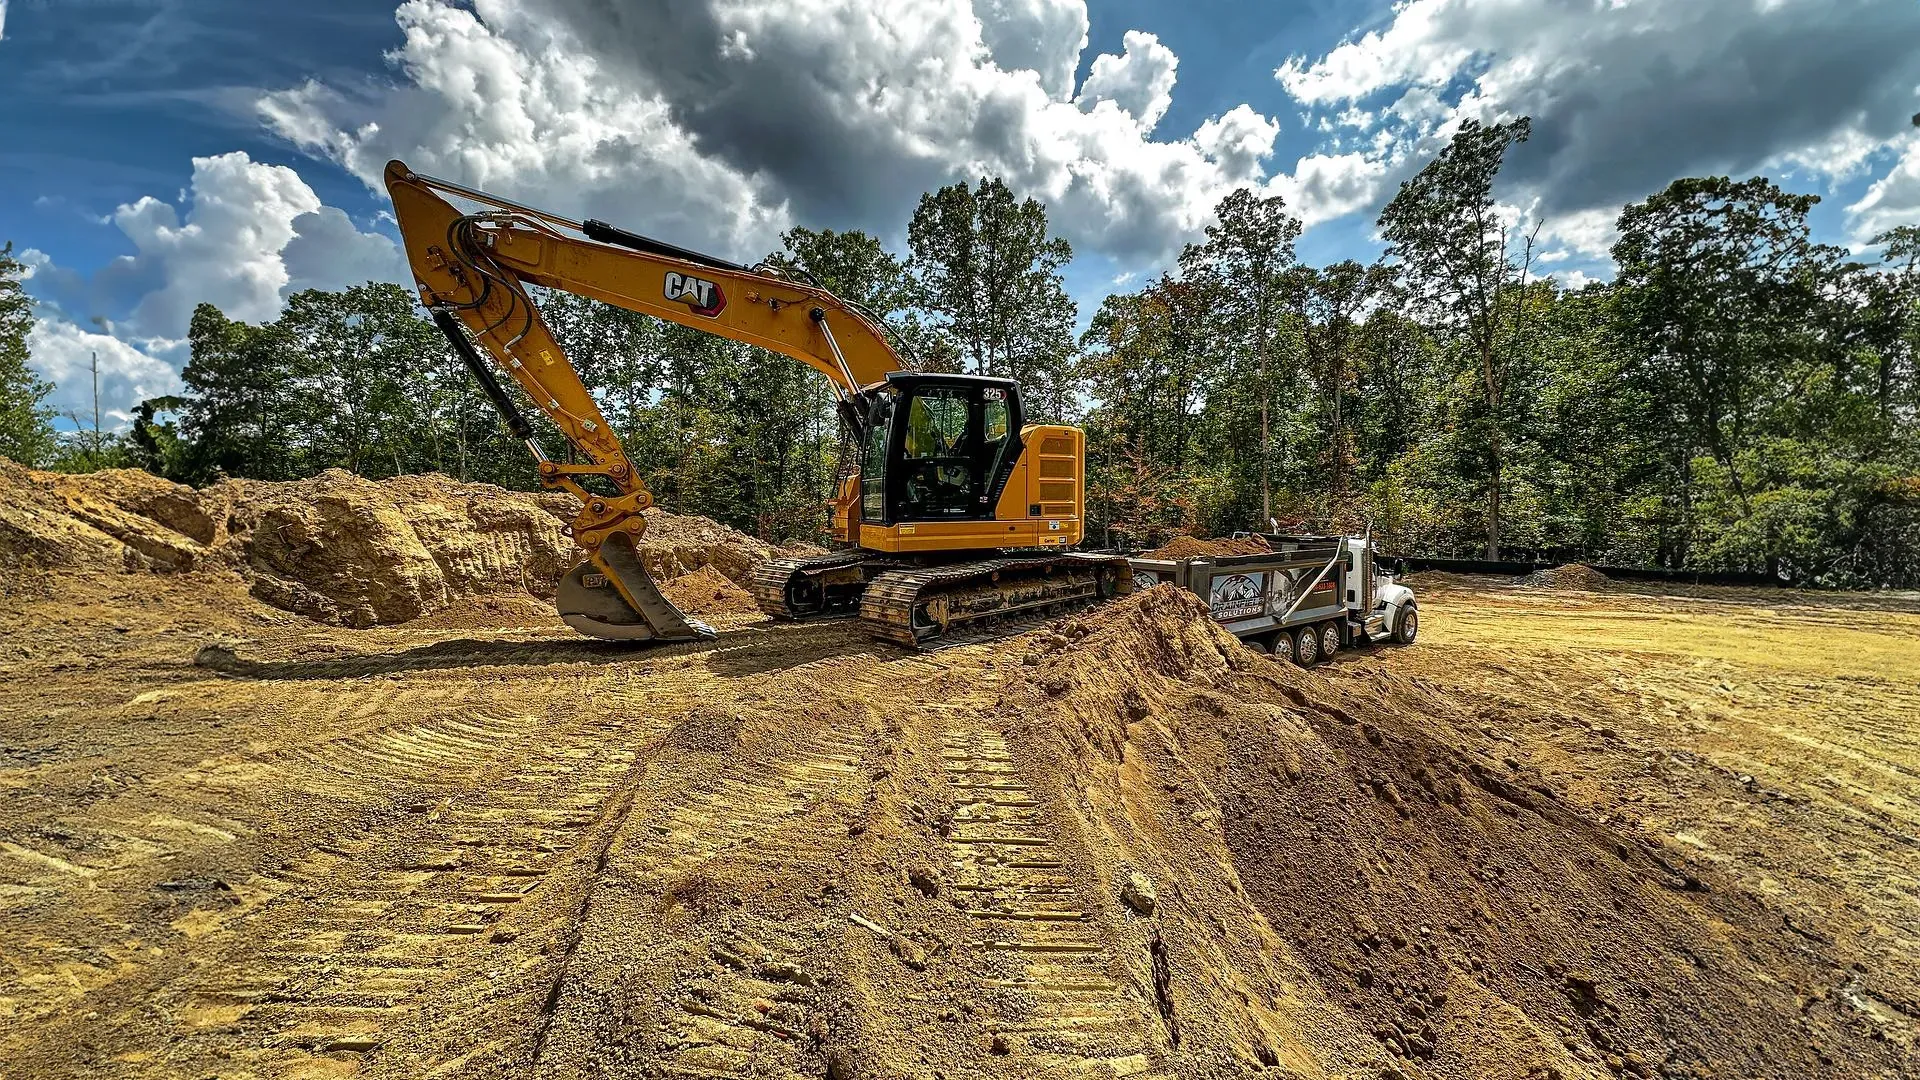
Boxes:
[384,160,1129,647]
[386,160,910,641]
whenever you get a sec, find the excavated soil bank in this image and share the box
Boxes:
[0,460,798,627]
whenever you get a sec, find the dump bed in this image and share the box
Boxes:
[1129,539,1350,640]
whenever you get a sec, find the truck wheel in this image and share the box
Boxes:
[1320,622,1341,660]
[1293,626,1320,667]
[1246,633,1273,655]
[1271,632,1294,664]
[1391,606,1418,645]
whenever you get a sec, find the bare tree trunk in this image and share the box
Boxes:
[1486,433,1502,561]
[1258,300,1271,526]
[1482,341,1502,561]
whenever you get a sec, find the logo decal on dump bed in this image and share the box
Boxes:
[665,271,726,317]
[1209,572,1266,619]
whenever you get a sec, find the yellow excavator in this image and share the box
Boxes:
[385,161,1130,647]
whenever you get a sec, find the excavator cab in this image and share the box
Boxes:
[858,373,1025,526]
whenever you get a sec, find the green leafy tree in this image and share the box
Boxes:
[127,395,189,478]
[766,226,912,317]
[0,243,57,467]
[907,177,1078,418]
[1377,117,1538,558]
[1285,259,1381,498]
[1866,226,1920,422]
[278,283,447,477]
[1612,176,1847,573]
[177,303,303,481]
[1181,189,1303,524]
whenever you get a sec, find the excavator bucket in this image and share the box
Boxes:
[556,531,717,642]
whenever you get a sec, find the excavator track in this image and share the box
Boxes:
[751,550,880,620]
[858,553,1134,649]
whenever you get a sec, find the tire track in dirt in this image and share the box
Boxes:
[526,652,888,1080]
[0,681,534,1033]
[198,726,640,1061]
[940,722,1166,1078]
[0,667,699,1077]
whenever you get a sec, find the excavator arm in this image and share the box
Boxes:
[384,160,905,641]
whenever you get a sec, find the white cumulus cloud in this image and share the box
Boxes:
[258,0,1292,264]
[1276,0,1920,228]
[22,152,404,423]
[1847,137,1920,246]
[26,320,184,427]
[1075,30,1178,134]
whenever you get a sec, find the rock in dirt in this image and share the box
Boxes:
[1120,870,1158,914]
[1141,534,1272,560]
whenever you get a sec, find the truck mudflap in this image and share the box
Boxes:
[556,531,716,642]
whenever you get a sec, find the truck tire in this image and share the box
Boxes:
[1292,626,1320,667]
[1271,631,1294,664]
[1391,605,1418,645]
[1319,622,1341,660]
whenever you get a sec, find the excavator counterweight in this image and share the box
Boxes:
[384,161,1129,647]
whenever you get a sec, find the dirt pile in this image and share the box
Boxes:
[1,461,798,628]
[1524,562,1612,590]
[659,564,760,616]
[981,585,1906,1078]
[2,558,1912,1079]
[633,506,796,589]
[1142,534,1272,560]
[0,460,127,590]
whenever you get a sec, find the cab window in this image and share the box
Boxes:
[904,391,969,459]
[860,416,888,522]
[984,398,1010,444]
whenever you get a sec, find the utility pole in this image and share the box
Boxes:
[91,350,101,445]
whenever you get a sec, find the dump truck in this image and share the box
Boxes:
[1128,534,1418,664]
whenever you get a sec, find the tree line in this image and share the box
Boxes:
[2,118,1916,586]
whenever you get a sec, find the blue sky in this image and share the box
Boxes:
[3,0,1916,425]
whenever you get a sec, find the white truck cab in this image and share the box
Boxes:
[1343,536,1418,645]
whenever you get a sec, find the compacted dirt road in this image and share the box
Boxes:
[1,508,1916,1079]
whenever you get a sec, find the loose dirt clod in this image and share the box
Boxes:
[659,564,760,616]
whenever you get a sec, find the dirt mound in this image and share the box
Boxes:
[0,460,127,578]
[1142,534,1272,560]
[978,585,1903,1078]
[633,507,780,589]
[1524,562,1611,590]
[1,461,792,628]
[209,470,574,626]
[659,564,760,617]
